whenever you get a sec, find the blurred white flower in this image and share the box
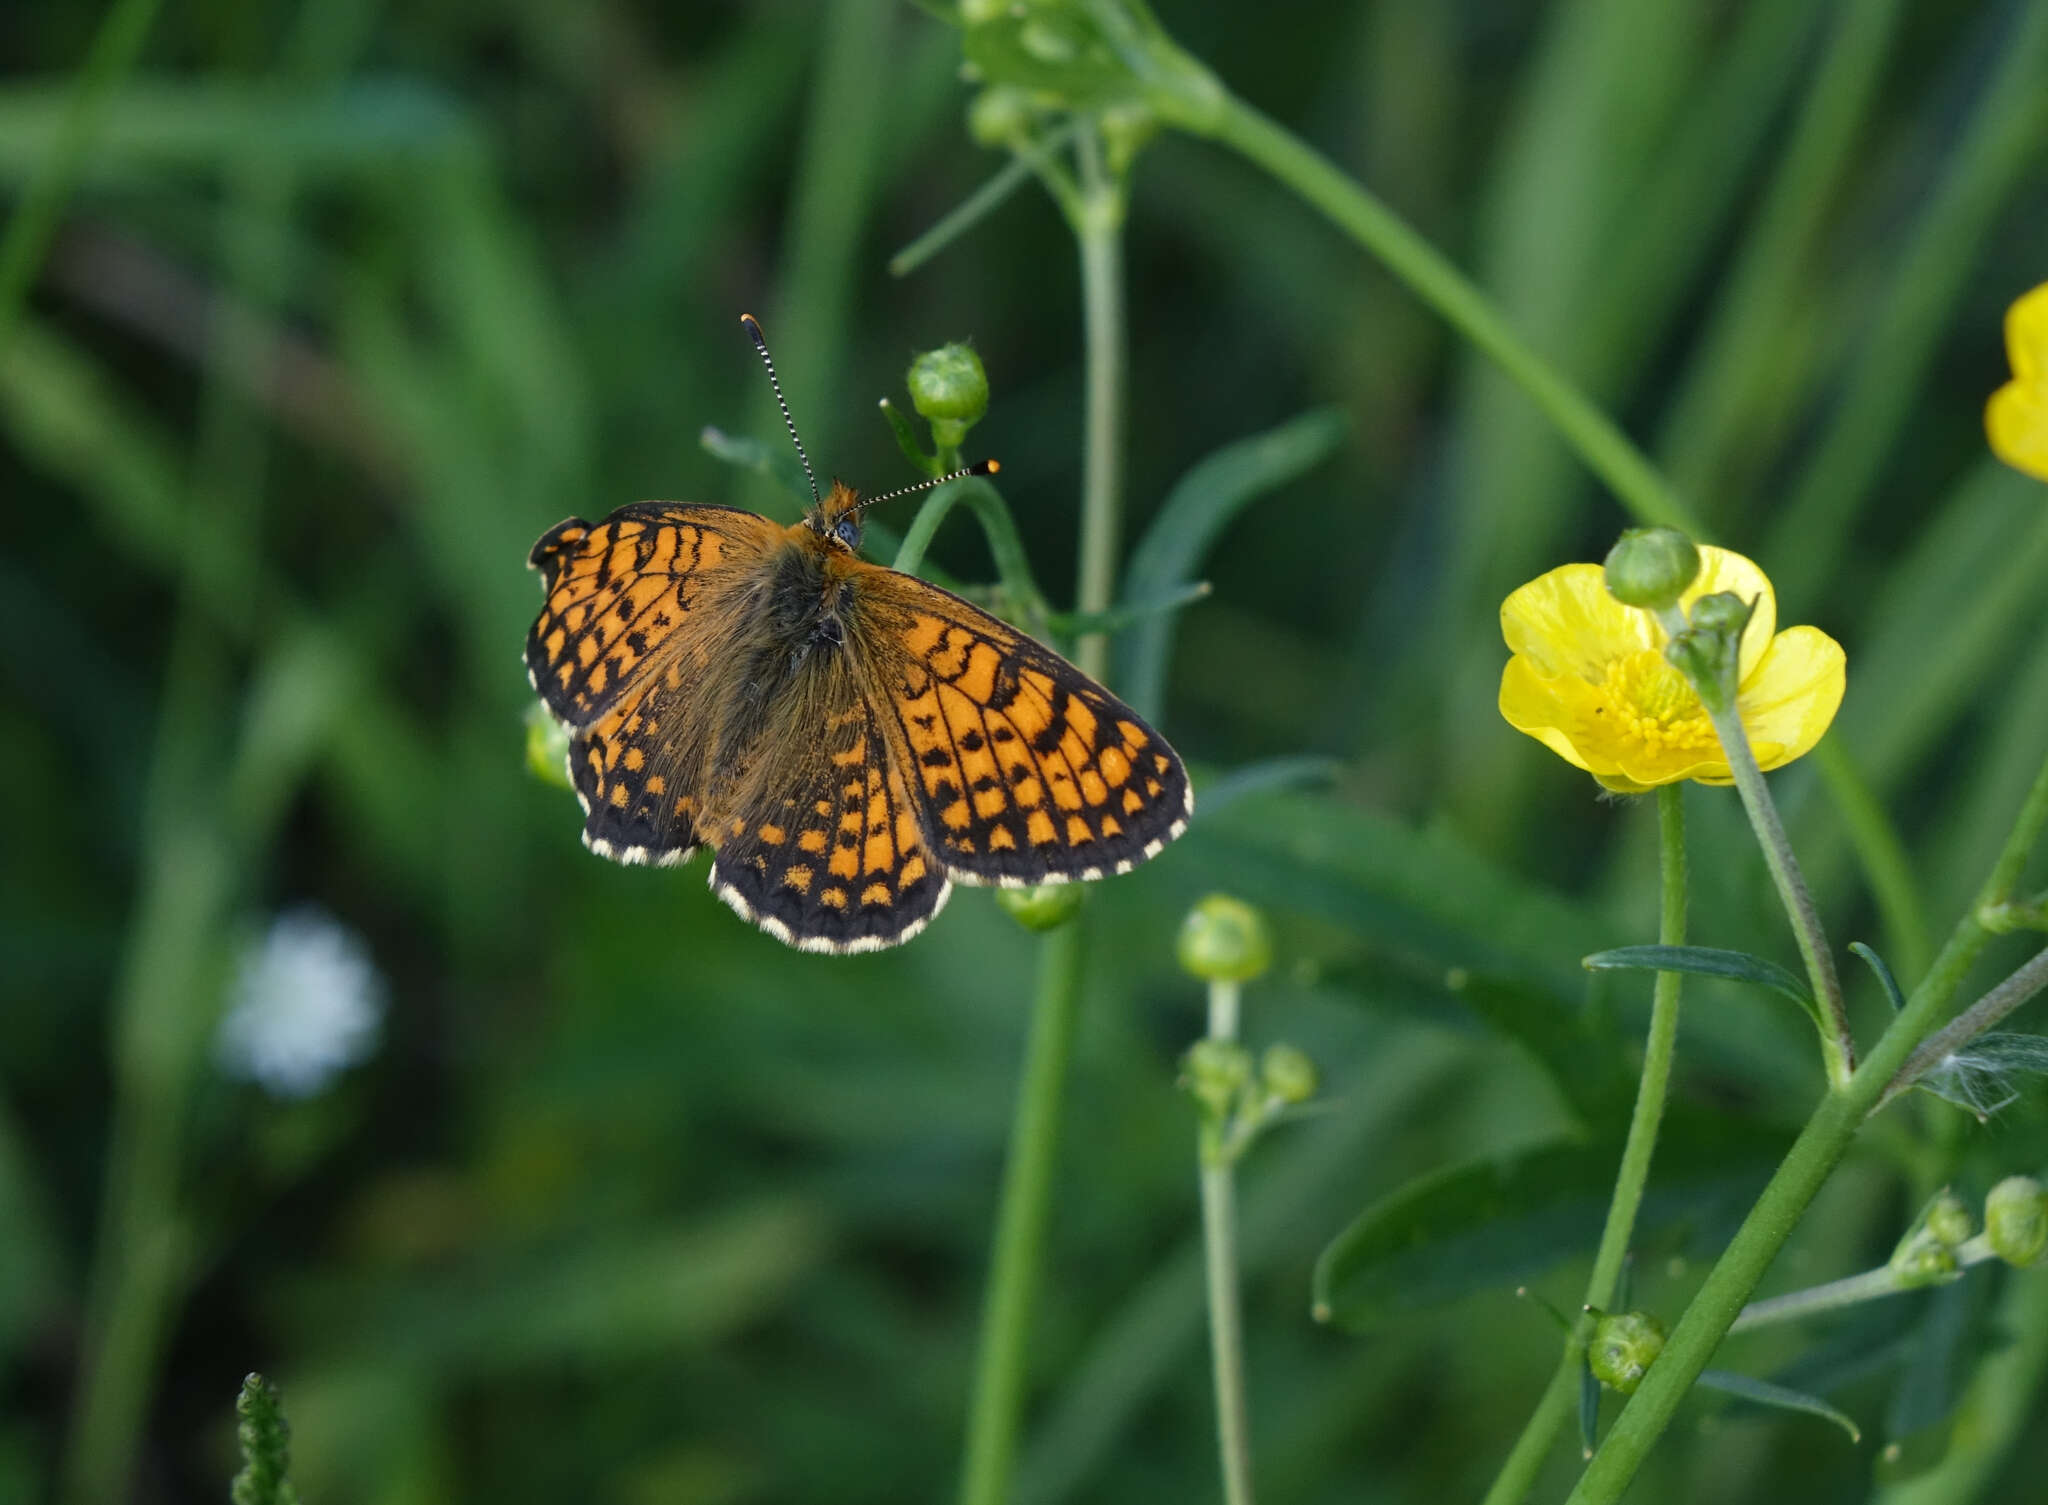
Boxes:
[217,906,387,1098]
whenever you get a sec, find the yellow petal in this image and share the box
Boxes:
[1736,626,1846,772]
[1499,654,1626,779]
[1683,545,1776,680]
[1500,564,1654,680]
[2007,280,2048,384]
[1988,379,2048,483]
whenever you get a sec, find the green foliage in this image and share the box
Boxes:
[6,2,2048,1503]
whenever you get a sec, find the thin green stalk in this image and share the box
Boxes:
[958,921,1087,1505]
[1481,783,1687,1505]
[1069,124,1126,682]
[1199,977,1255,1505]
[892,475,1053,635]
[1568,746,2048,1504]
[0,0,163,358]
[1704,701,1853,1086]
[1199,93,1704,540]
[1729,1233,2003,1336]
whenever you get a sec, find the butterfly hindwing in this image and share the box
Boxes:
[707,681,950,952]
[852,574,1193,887]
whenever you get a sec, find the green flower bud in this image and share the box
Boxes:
[1588,1311,1666,1395]
[1986,1175,2048,1267]
[1889,1228,1959,1287]
[525,704,572,791]
[1260,1043,1317,1105]
[1687,591,1756,638]
[1664,592,1755,714]
[967,86,1037,150]
[1925,1189,1974,1249]
[1176,894,1273,983]
[996,881,1084,933]
[1183,1037,1253,1120]
[1603,528,1701,610]
[906,343,990,451]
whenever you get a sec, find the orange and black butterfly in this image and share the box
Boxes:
[525,316,1190,953]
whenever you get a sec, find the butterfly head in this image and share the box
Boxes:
[809,481,866,555]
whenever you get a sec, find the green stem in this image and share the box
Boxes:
[958,921,1087,1505]
[892,475,1053,636]
[1567,747,2048,1505]
[0,0,162,358]
[1704,699,1853,1087]
[1068,123,1127,683]
[1199,978,1255,1505]
[1199,92,1704,540]
[1728,1234,2001,1335]
[1481,783,1687,1505]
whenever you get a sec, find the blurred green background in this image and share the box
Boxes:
[7,1,2048,1501]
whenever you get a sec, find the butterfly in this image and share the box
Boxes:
[524,316,1191,953]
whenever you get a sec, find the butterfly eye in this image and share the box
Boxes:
[834,517,861,551]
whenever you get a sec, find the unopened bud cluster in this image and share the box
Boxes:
[1891,1189,1975,1287]
[1599,527,1758,714]
[1175,895,1313,1164]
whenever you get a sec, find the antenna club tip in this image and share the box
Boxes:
[740,313,765,344]
[977,458,1000,475]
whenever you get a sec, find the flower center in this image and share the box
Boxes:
[1598,651,1717,754]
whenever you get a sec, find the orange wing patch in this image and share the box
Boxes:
[527,503,777,726]
[875,604,1191,887]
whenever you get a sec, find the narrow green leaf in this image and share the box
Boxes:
[1696,1369,1862,1443]
[888,147,1044,277]
[1583,944,1819,1028]
[1579,1361,1602,1459]
[1190,755,1342,818]
[1311,1114,1786,1332]
[878,397,940,476]
[1849,942,1907,1013]
[1116,407,1348,720]
[700,424,813,505]
[1045,580,1210,637]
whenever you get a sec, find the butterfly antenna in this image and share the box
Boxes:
[740,313,820,506]
[854,459,1001,515]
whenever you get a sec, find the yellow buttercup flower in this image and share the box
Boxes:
[1988,281,2048,481]
[1499,547,1844,794]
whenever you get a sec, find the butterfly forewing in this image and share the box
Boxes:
[850,572,1192,887]
[527,503,783,863]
